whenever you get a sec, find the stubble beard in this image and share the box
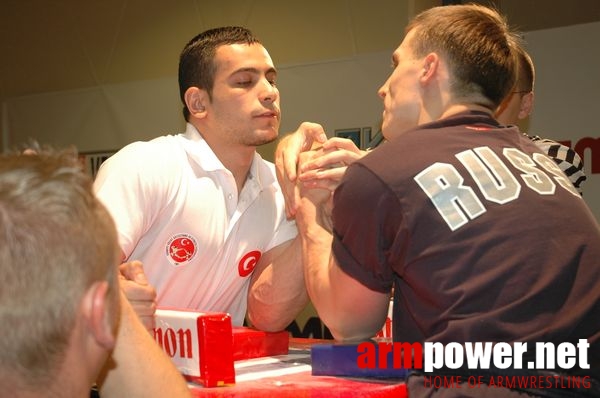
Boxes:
[244,124,279,147]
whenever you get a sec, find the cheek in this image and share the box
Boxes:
[498,98,522,124]
[386,89,412,118]
[213,91,248,111]
[387,74,413,106]
[215,101,248,123]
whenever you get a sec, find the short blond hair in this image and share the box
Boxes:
[0,148,119,387]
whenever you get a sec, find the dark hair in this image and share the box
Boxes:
[178,26,261,121]
[406,4,522,109]
[514,46,535,93]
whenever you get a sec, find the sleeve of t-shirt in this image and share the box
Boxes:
[331,162,400,293]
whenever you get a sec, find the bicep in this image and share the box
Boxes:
[249,239,294,285]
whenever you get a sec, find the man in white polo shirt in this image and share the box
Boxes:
[93,26,307,332]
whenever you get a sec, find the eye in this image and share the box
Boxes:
[391,54,399,69]
[237,79,253,87]
[233,71,255,87]
[266,72,277,86]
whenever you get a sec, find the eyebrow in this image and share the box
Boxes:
[231,66,277,76]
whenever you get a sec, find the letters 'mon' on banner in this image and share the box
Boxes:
[153,309,236,387]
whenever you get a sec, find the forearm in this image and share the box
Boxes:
[295,197,344,336]
[247,238,309,331]
[296,196,388,342]
[98,293,191,398]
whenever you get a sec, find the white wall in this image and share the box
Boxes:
[3,77,184,152]
[525,22,600,220]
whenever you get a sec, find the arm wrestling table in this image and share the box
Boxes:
[188,338,408,398]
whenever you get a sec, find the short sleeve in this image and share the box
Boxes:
[331,163,400,293]
[93,142,172,258]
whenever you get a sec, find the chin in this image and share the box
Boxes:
[243,132,277,147]
[257,126,279,144]
[381,123,391,140]
[255,135,278,146]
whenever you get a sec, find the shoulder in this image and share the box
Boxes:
[527,134,586,194]
[104,135,185,169]
[528,135,584,167]
[253,154,281,190]
[95,135,189,192]
[340,160,388,200]
[123,134,184,157]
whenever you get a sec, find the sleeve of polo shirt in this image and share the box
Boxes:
[331,163,400,293]
[265,189,299,252]
[93,142,168,259]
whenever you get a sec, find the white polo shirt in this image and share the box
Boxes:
[93,123,298,325]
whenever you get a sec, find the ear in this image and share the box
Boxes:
[81,281,118,350]
[518,91,534,120]
[184,87,208,119]
[420,53,439,83]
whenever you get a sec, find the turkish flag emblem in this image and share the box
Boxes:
[238,250,262,277]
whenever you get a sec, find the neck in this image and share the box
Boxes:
[5,377,89,398]
[207,138,255,193]
[190,122,255,193]
[221,149,254,193]
[439,103,494,119]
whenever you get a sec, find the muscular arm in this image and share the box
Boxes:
[246,237,309,331]
[294,151,390,342]
[264,128,374,335]
[295,194,390,342]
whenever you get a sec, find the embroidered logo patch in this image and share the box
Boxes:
[238,250,262,277]
[166,234,197,266]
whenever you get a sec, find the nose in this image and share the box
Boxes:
[378,79,389,100]
[259,78,279,103]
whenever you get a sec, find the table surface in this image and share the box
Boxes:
[188,338,408,397]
